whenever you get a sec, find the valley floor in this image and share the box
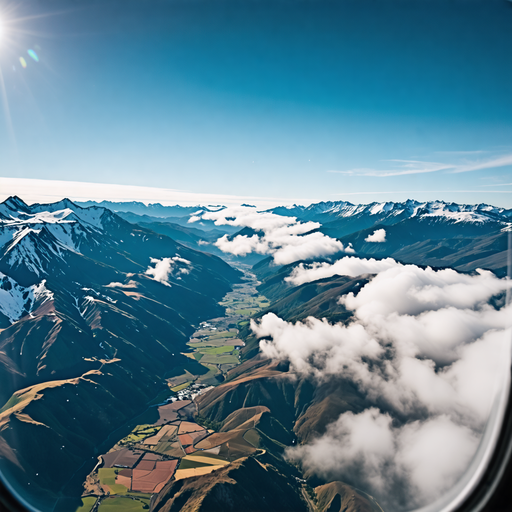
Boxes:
[75,267,269,512]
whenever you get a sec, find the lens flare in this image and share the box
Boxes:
[27,49,38,62]
[19,57,26,68]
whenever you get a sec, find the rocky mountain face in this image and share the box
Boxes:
[0,197,242,509]
[77,199,512,275]
[267,199,512,229]
[1,196,508,512]
[151,456,308,512]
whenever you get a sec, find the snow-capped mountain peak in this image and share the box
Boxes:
[0,272,53,324]
[266,199,512,226]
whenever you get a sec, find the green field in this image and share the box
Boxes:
[120,425,160,444]
[178,458,213,470]
[75,497,97,512]
[198,364,220,384]
[207,331,237,339]
[98,497,150,511]
[234,308,259,315]
[200,354,239,365]
[108,484,128,495]
[187,339,232,348]
[171,381,192,392]
[99,468,116,485]
[201,345,234,355]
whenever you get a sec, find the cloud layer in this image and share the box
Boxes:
[365,228,386,242]
[145,255,191,285]
[285,256,401,285]
[251,263,512,509]
[190,207,353,265]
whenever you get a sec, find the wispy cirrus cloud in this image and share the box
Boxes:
[328,160,452,177]
[452,154,512,174]
[329,153,512,178]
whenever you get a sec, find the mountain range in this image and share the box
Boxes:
[0,196,241,509]
[0,196,510,512]
[78,198,512,275]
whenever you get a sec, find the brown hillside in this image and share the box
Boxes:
[315,481,382,512]
[151,456,308,512]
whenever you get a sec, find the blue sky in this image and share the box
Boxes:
[1,0,512,207]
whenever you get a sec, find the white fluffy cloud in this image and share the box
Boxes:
[365,228,386,242]
[285,256,401,285]
[251,263,512,509]
[190,206,351,265]
[145,255,191,285]
[289,409,479,509]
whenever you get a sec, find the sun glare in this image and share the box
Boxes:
[0,13,6,47]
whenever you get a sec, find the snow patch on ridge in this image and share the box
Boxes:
[0,273,53,323]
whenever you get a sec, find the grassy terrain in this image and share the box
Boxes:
[243,429,261,448]
[178,458,213,470]
[98,497,150,511]
[201,345,234,355]
[208,332,237,340]
[120,425,160,444]
[198,364,220,385]
[0,395,22,414]
[171,381,193,392]
[200,354,239,365]
[187,339,233,348]
[234,308,259,315]
[98,468,116,486]
[107,484,128,495]
[185,327,242,379]
[75,497,97,512]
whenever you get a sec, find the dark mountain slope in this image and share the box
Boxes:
[151,456,308,512]
[0,196,243,509]
[315,481,382,512]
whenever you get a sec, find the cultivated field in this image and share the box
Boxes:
[76,269,269,511]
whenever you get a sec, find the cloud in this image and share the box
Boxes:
[251,263,512,509]
[288,409,479,509]
[191,206,351,265]
[105,280,138,289]
[145,255,191,285]
[285,256,400,285]
[0,177,311,210]
[328,153,512,178]
[365,228,386,243]
[452,153,512,174]
[329,160,452,177]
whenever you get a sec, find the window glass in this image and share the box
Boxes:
[0,1,511,511]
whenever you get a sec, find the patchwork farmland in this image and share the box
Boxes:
[75,268,269,512]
